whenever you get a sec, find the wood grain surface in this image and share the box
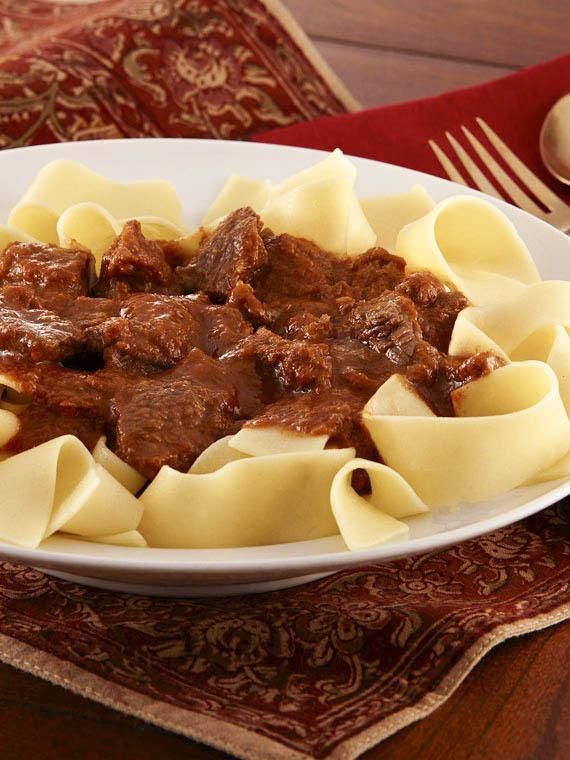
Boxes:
[1,1,569,758]
[287,0,569,107]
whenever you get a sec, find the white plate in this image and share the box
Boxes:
[0,138,568,597]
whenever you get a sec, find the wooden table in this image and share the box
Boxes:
[287,0,569,109]
[1,2,569,758]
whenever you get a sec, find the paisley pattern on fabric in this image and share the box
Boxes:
[0,502,568,758]
[0,0,355,149]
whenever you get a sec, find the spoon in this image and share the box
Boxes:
[540,93,570,185]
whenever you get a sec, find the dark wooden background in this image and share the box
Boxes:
[1,1,569,758]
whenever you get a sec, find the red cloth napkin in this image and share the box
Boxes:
[255,54,570,206]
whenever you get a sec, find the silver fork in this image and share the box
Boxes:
[429,117,570,233]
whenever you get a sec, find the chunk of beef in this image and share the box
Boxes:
[199,301,253,357]
[395,272,445,306]
[96,220,178,299]
[405,341,444,387]
[228,280,273,325]
[420,290,469,351]
[0,291,81,362]
[255,232,348,303]
[245,391,378,460]
[272,299,340,337]
[348,292,423,363]
[0,242,95,302]
[5,405,104,455]
[218,354,263,419]
[100,294,204,372]
[235,327,332,392]
[281,311,332,342]
[447,352,504,390]
[395,273,469,351]
[24,363,118,418]
[0,284,39,309]
[348,248,406,299]
[61,296,119,329]
[100,293,252,373]
[59,296,119,353]
[112,349,241,478]
[329,338,398,395]
[176,207,267,298]
[2,364,118,458]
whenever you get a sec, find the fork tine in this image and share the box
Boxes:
[428,140,468,186]
[444,132,502,199]
[461,126,545,217]
[476,117,563,211]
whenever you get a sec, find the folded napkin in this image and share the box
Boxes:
[255,53,570,206]
[0,4,569,758]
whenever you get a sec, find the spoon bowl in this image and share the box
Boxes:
[540,93,570,185]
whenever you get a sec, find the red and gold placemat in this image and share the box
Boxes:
[0,3,569,758]
[0,0,357,147]
[1,503,569,759]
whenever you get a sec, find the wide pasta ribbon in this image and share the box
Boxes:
[139,445,355,548]
[143,432,429,552]
[56,202,185,272]
[0,436,144,548]
[202,175,273,224]
[198,151,435,257]
[449,280,570,482]
[198,150,376,256]
[330,458,428,550]
[362,362,570,507]
[8,160,183,244]
[360,185,435,253]
[449,281,570,414]
[396,196,540,306]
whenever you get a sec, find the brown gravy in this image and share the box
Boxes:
[0,208,500,479]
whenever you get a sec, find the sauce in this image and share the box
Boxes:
[0,209,500,479]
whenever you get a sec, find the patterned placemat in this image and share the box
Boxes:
[0,2,568,758]
[0,0,357,148]
[1,502,568,759]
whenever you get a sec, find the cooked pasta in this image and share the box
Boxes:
[0,436,142,547]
